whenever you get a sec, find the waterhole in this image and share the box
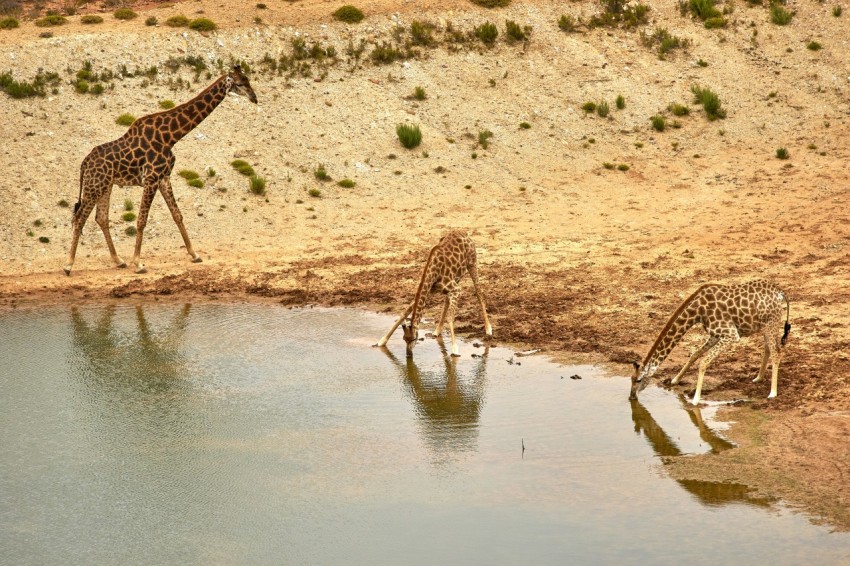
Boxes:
[0,304,847,564]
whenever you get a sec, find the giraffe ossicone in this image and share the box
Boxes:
[63,65,257,276]
[375,230,493,358]
[629,280,791,405]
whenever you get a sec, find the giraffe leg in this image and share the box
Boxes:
[691,333,739,406]
[159,177,201,263]
[131,183,158,274]
[435,294,450,336]
[671,336,718,385]
[64,198,97,275]
[94,189,126,269]
[375,302,414,347]
[446,290,460,357]
[766,331,782,399]
[753,334,770,384]
[467,259,493,337]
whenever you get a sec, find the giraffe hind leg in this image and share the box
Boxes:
[94,190,126,268]
[64,197,97,275]
[467,258,493,337]
[753,334,770,383]
[160,178,201,263]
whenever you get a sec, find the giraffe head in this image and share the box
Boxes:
[629,361,656,399]
[401,321,419,357]
[226,65,258,104]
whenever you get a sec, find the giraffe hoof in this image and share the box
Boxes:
[135,266,148,274]
[191,256,203,264]
[63,266,71,276]
[117,262,127,269]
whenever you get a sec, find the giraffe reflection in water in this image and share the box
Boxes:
[70,303,192,395]
[630,397,774,508]
[379,338,489,463]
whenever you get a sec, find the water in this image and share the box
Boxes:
[0,304,847,565]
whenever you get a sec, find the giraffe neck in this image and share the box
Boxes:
[158,75,230,146]
[641,288,706,378]
[409,247,441,331]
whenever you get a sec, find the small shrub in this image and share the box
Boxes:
[413,86,426,100]
[597,100,610,117]
[125,226,137,236]
[38,236,50,244]
[178,169,200,180]
[113,8,137,20]
[651,114,666,131]
[519,121,531,129]
[248,175,266,196]
[35,14,67,27]
[370,42,405,64]
[807,41,822,51]
[704,16,727,28]
[207,168,216,177]
[231,159,255,176]
[669,103,690,116]
[308,188,322,198]
[185,178,202,188]
[474,21,498,45]
[338,178,356,188]
[314,164,331,181]
[333,5,364,23]
[145,16,157,26]
[581,101,597,113]
[80,15,103,24]
[617,163,630,171]
[165,15,189,27]
[122,211,137,222]
[33,219,43,227]
[74,79,89,94]
[124,199,134,211]
[90,83,105,96]
[691,84,726,120]
[478,129,493,149]
[776,147,789,159]
[505,19,528,42]
[616,95,625,109]
[697,58,709,67]
[833,5,842,16]
[0,17,19,30]
[689,0,721,20]
[115,113,135,126]
[396,123,422,149]
[159,99,175,109]
[603,162,615,170]
[770,4,792,25]
[58,199,69,207]
[558,14,577,32]
[189,18,217,31]
[410,20,435,46]
[471,0,510,6]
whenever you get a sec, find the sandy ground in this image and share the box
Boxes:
[1,0,848,529]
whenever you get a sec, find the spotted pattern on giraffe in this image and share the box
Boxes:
[63,66,257,276]
[375,230,493,358]
[629,280,790,405]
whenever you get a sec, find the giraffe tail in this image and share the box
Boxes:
[73,173,83,218]
[781,294,791,346]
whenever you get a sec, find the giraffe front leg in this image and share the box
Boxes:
[468,261,493,337]
[672,336,718,385]
[691,334,738,405]
[94,191,126,269]
[375,302,414,347]
[446,290,460,357]
[64,199,96,275]
[131,184,158,274]
[160,178,201,264]
[435,294,450,337]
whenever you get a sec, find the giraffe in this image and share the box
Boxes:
[63,65,258,276]
[375,230,493,357]
[629,280,791,405]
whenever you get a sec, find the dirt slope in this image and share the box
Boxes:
[0,0,848,529]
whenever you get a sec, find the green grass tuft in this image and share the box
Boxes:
[145,16,157,26]
[333,5,365,23]
[113,8,137,20]
[651,114,666,131]
[35,14,66,27]
[519,121,531,129]
[396,123,422,149]
[124,199,134,211]
[115,113,135,126]
[413,86,426,100]
[178,169,200,180]
[558,14,577,32]
[597,100,610,118]
[189,18,217,31]
[38,236,50,243]
[0,17,19,30]
[770,4,793,25]
[122,211,137,222]
[159,99,175,109]
[807,41,822,51]
[474,21,498,45]
[308,188,322,198]
[125,226,137,236]
[581,101,597,113]
[165,15,190,27]
[775,147,789,159]
[616,95,625,109]
[471,0,511,7]
[338,178,356,188]
[314,164,331,181]
[80,15,103,24]
[691,84,726,120]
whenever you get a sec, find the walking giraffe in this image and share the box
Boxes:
[375,231,493,357]
[629,280,791,405]
[64,65,258,275]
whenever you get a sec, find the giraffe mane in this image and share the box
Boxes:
[641,283,713,368]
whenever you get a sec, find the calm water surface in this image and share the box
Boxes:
[0,304,847,565]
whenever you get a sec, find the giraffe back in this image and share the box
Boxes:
[428,230,475,292]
